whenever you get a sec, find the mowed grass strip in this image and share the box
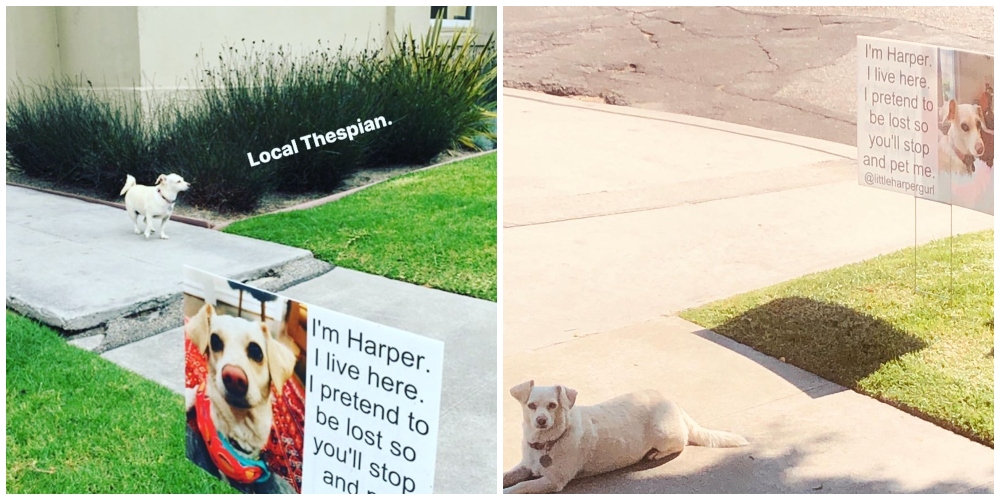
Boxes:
[680,230,994,446]
[5,311,234,493]
[225,152,497,301]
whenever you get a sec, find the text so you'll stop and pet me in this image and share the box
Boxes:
[301,308,444,494]
[857,37,941,199]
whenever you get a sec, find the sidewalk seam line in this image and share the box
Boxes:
[505,178,853,229]
[505,91,855,160]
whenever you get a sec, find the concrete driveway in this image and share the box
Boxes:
[501,89,993,493]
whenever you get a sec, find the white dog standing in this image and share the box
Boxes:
[120,173,190,239]
[503,381,748,494]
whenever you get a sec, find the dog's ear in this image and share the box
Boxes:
[975,104,986,123]
[510,380,534,404]
[948,99,958,121]
[156,174,166,185]
[188,303,215,354]
[558,385,578,410]
[265,324,297,395]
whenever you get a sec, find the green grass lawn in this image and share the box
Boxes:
[5,311,233,494]
[681,230,994,446]
[225,152,497,301]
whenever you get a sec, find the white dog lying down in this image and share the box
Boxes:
[503,381,748,494]
[119,173,189,239]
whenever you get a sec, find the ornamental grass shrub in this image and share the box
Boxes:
[6,23,496,213]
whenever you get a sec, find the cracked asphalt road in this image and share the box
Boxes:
[503,6,993,145]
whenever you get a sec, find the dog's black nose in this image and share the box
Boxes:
[536,415,548,427]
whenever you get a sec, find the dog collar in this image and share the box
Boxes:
[529,427,570,468]
[194,385,271,484]
[952,143,976,169]
[157,188,176,204]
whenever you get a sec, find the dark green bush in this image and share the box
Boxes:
[6,79,155,198]
[480,45,498,109]
[154,100,277,212]
[372,23,497,165]
[160,41,386,211]
[6,22,497,212]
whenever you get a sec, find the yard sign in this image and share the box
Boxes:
[857,36,993,215]
[182,267,444,494]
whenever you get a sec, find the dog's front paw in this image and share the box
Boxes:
[503,465,534,489]
[160,233,170,240]
[134,228,141,234]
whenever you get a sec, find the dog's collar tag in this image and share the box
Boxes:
[529,427,569,468]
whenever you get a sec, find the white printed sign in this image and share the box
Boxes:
[301,308,444,494]
[857,36,994,215]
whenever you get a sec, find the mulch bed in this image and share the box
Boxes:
[5,150,478,228]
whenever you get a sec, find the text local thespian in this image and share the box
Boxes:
[246,116,391,167]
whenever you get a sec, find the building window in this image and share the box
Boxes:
[431,6,473,29]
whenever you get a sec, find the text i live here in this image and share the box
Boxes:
[246,116,392,166]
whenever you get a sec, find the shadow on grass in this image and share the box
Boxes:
[560,423,991,494]
[692,297,927,396]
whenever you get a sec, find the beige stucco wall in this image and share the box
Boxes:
[473,6,498,45]
[5,7,61,87]
[395,6,434,43]
[135,7,392,89]
[6,6,496,95]
[55,7,141,88]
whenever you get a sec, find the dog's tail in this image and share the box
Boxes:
[119,174,136,196]
[682,409,748,448]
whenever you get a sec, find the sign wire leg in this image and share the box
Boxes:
[949,203,954,306]
[913,192,918,293]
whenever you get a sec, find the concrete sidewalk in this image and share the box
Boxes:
[502,89,993,493]
[6,185,327,349]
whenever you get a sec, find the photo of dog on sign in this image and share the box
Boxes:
[937,48,993,215]
[183,267,309,494]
